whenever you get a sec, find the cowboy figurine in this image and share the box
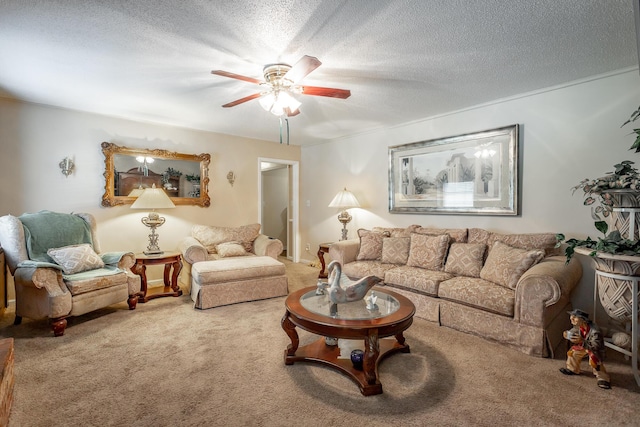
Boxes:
[559,309,611,389]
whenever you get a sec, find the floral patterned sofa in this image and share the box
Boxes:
[329,226,583,357]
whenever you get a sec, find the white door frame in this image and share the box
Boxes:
[258,157,300,263]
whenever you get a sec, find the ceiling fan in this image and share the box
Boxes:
[211,55,351,117]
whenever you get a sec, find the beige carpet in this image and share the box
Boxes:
[1,259,638,426]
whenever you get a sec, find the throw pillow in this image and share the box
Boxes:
[406,233,450,271]
[356,229,390,261]
[215,241,247,258]
[444,243,486,277]
[47,243,105,275]
[480,241,544,289]
[192,223,261,253]
[381,237,410,264]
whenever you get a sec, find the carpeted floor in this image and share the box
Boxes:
[0,259,638,426]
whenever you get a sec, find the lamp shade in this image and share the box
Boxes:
[328,188,360,209]
[127,186,145,197]
[130,184,176,209]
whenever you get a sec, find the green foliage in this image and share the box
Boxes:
[622,105,640,152]
[185,174,200,182]
[558,230,640,264]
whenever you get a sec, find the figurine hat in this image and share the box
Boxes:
[568,309,590,321]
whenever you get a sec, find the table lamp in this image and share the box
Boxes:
[131,184,175,254]
[328,188,360,241]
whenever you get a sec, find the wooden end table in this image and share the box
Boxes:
[132,251,183,303]
[282,286,415,396]
[317,242,333,279]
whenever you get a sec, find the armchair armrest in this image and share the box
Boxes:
[514,256,582,326]
[13,266,72,318]
[100,252,135,269]
[178,236,208,264]
[253,234,283,259]
[328,239,360,266]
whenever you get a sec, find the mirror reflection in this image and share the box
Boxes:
[101,142,210,207]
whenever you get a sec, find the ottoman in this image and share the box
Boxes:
[191,256,288,309]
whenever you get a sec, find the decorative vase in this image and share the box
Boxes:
[350,349,364,370]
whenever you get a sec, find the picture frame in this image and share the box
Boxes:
[388,124,519,215]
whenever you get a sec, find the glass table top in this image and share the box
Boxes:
[299,288,400,320]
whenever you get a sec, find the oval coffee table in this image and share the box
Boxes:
[281,286,415,396]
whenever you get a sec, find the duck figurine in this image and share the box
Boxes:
[325,260,382,304]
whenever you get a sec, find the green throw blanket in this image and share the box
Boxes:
[19,210,94,263]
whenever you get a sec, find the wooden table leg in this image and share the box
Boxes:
[281,312,299,363]
[363,328,380,386]
[318,244,329,279]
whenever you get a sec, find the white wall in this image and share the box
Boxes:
[300,68,640,313]
[0,98,300,286]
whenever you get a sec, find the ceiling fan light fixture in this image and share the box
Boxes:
[259,90,300,116]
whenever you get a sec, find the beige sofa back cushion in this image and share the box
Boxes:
[414,227,468,243]
[192,223,261,254]
[372,225,420,237]
[407,233,450,271]
[480,241,544,289]
[468,228,559,258]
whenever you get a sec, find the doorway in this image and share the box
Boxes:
[258,158,299,262]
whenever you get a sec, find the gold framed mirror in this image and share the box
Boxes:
[101,142,211,207]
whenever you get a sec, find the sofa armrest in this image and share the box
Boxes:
[328,239,360,266]
[100,252,135,269]
[14,266,72,318]
[178,236,208,265]
[253,234,283,259]
[514,256,582,326]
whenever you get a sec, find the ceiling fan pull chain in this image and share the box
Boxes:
[286,118,290,145]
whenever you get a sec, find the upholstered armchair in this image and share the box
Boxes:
[0,210,141,336]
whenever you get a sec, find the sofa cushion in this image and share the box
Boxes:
[64,269,128,295]
[215,242,247,258]
[480,241,544,289]
[468,228,560,258]
[384,265,454,296]
[372,225,419,237]
[438,276,515,317]
[488,232,560,257]
[444,243,486,278]
[192,256,285,285]
[381,237,410,264]
[356,229,390,261]
[407,233,450,271]
[192,223,260,254]
[414,227,468,243]
[47,244,105,275]
[341,260,397,281]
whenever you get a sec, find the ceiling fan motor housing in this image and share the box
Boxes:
[262,63,295,92]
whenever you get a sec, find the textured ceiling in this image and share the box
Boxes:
[0,0,638,146]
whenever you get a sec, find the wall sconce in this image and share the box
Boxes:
[227,171,236,186]
[59,157,74,177]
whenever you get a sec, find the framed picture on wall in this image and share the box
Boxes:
[388,124,519,215]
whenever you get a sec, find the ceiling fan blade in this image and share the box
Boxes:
[283,55,322,83]
[300,85,351,99]
[211,70,262,85]
[222,93,262,108]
